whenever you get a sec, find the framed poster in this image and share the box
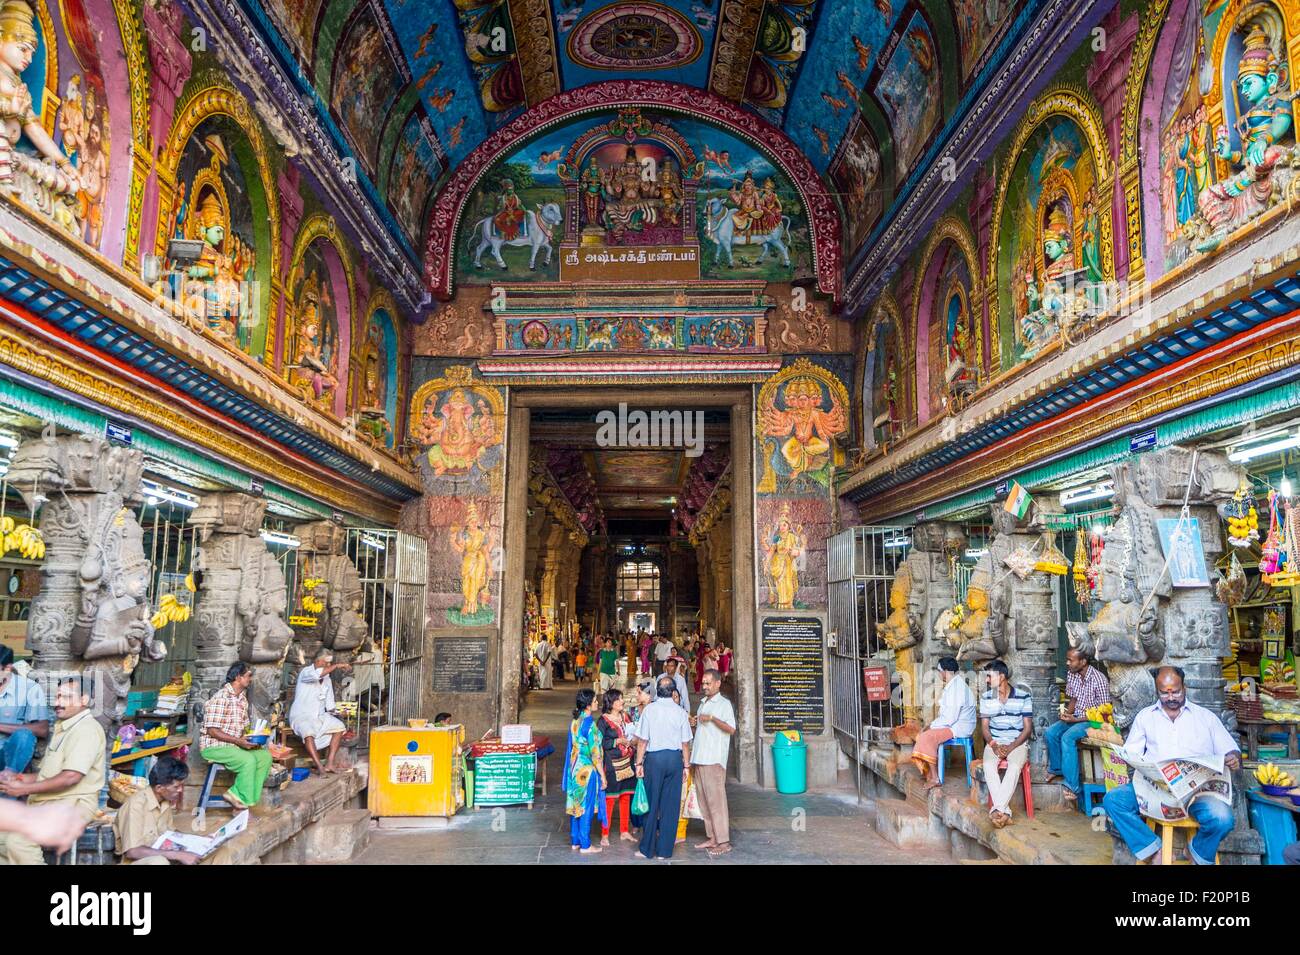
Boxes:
[1156,518,1210,588]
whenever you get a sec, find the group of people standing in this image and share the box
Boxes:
[561,637,737,860]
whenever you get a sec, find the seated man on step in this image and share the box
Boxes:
[0,647,50,776]
[979,660,1033,829]
[200,662,272,810]
[1102,666,1239,865]
[1045,646,1109,805]
[113,755,200,866]
[0,674,105,865]
[910,656,976,790]
[290,648,350,776]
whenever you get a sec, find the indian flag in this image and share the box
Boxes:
[1004,481,1032,519]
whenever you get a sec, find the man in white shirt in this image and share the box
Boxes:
[690,668,735,856]
[289,649,350,776]
[634,675,693,860]
[1102,666,1240,865]
[664,656,690,711]
[653,635,673,675]
[910,656,976,789]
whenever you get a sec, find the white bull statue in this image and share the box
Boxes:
[703,196,792,268]
[468,202,563,270]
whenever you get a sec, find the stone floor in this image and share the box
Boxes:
[349,673,950,865]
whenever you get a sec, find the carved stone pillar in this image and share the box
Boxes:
[190,493,294,722]
[696,536,714,634]
[9,436,163,730]
[1077,447,1238,727]
[710,517,734,643]
[294,521,368,672]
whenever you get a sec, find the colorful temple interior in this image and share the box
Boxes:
[0,0,1298,860]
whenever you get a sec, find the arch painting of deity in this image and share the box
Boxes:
[386,109,444,248]
[861,311,903,450]
[329,1,405,179]
[997,114,1105,367]
[355,305,399,448]
[166,117,271,359]
[872,8,941,179]
[453,107,810,284]
[0,0,133,258]
[285,238,346,414]
[952,0,1019,80]
[757,358,850,494]
[1140,0,1296,276]
[829,117,882,262]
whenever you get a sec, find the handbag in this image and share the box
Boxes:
[632,777,650,815]
[611,752,635,782]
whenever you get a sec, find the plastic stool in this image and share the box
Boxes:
[1080,783,1107,815]
[937,736,975,787]
[986,758,1034,819]
[192,763,231,832]
[1146,817,1219,865]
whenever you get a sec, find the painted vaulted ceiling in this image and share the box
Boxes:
[227,0,1036,295]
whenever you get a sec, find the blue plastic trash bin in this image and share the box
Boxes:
[772,733,807,794]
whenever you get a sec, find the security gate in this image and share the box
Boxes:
[828,526,911,800]
[347,529,427,743]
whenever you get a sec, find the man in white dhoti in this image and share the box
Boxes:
[534,638,554,690]
[289,648,350,775]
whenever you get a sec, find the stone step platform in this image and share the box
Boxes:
[872,797,949,850]
[195,769,368,865]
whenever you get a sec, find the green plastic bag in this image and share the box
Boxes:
[632,777,650,815]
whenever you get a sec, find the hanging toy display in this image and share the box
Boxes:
[1259,490,1281,575]
[1215,551,1247,608]
[1223,480,1259,548]
[1072,529,1090,610]
[1269,495,1300,586]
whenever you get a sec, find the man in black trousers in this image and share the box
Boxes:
[632,675,693,860]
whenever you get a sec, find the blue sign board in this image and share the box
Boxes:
[995,481,1009,498]
[1129,429,1158,453]
[104,422,132,445]
[249,479,264,495]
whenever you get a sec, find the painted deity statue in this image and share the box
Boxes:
[289,271,339,407]
[947,568,1005,663]
[758,178,783,231]
[1195,25,1295,250]
[579,158,603,228]
[450,502,492,617]
[880,559,924,738]
[0,0,80,233]
[356,321,391,444]
[763,504,804,610]
[761,377,848,485]
[1020,206,1080,358]
[183,190,243,341]
[657,161,682,225]
[601,146,654,238]
[493,177,526,241]
[727,171,763,235]
[417,387,499,476]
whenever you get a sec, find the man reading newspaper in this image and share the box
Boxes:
[1102,666,1240,865]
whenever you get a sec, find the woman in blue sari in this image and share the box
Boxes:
[563,688,607,853]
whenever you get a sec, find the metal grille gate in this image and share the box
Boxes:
[828,526,911,800]
[346,528,427,742]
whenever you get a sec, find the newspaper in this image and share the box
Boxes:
[1109,747,1232,821]
[150,810,248,857]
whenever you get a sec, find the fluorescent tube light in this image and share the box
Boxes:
[1228,432,1300,463]
[1060,481,1115,507]
[260,530,301,548]
[140,479,198,509]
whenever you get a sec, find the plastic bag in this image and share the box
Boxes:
[632,777,650,815]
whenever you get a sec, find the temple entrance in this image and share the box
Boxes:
[499,386,760,780]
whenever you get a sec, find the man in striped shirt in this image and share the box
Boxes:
[979,660,1034,828]
[1045,647,1110,804]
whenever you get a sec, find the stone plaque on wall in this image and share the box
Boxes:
[431,637,489,693]
[761,616,825,734]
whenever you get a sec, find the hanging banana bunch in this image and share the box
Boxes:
[1223,480,1259,547]
[1072,530,1090,611]
[0,517,45,560]
[149,593,191,630]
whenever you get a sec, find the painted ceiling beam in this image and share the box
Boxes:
[178,0,428,314]
[843,0,1117,316]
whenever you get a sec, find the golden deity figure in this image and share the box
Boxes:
[657,161,682,225]
[727,170,763,235]
[879,562,922,736]
[601,146,655,237]
[417,386,500,476]
[758,178,783,232]
[450,502,492,616]
[184,190,243,340]
[763,504,805,610]
[761,376,848,483]
[0,0,80,232]
[289,271,338,406]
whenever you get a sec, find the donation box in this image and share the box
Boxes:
[368,725,464,818]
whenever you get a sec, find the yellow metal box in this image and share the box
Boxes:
[367,724,464,818]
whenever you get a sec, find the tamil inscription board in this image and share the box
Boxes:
[472,752,536,807]
[431,637,489,693]
[761,616,825,734]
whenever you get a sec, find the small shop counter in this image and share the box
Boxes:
[368,724,464,820]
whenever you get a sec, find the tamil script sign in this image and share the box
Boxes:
[560,244,700,282]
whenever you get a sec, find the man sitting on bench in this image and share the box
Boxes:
[200,662,271,810]
[1045,647,1110,806]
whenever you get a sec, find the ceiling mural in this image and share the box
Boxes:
[234,0,1032,272]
